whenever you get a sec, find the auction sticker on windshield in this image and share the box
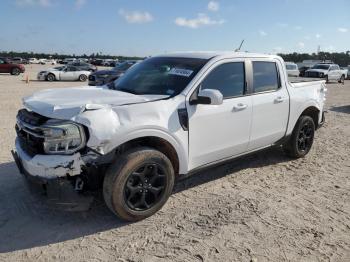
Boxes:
[168,68,193,77]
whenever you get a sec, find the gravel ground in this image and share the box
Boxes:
[0,65,349,262]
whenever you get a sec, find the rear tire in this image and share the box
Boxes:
[283,115,315,158]
[11,68,20,76]
[46,73,55,81]
[103,147,175,222]
[79,74,87,81]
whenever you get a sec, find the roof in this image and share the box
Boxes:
[155,51,279,60]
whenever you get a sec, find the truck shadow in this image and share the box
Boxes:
[329,105,350,114]
[0,148,291,253]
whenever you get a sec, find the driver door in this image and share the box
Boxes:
[187,60,253,170]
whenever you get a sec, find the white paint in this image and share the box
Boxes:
[15,139,83,179]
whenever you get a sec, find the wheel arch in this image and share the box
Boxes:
[287,102,321,136]
[113,136,181,175]
[46,72,56,81]
[300,106,320,129]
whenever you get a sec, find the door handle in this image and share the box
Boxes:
[274,96,285,103]
[233,103,248,111]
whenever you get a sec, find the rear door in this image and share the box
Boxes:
[60,66,77,80]
[248,59,289,150]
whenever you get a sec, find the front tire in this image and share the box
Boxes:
[338,75,345,84]
[79,74,87,81]
[103,148,175,222]
[46,73,55,81]
[283,115,315,158]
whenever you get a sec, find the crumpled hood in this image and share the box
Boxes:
[23,86,168,119]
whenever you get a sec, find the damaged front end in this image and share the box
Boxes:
[12,109,108,211]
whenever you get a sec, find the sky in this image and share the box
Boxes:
[0,0,349,56]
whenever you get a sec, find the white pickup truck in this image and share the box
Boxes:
[305,63,346,83]
[12,52,326,221]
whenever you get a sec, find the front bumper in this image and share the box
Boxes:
[37,74,46,80]
[88,78,105,86]
[12,139,93,211]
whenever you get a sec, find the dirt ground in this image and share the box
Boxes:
[0,65,349,262]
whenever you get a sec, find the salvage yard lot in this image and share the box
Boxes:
[0,65,349,261]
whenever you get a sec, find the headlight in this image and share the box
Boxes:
[42,121,86,154]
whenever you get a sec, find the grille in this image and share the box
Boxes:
[16,109,48,156]
[306,72,320,78]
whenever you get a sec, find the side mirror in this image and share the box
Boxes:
[191,89,223,105]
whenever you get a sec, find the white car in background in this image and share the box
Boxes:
[340,67,348,80]
[28,58,40,64]
[305,63,346,83]
[63,58,76,64]
[37,65,91,82]
[285,62,299,77]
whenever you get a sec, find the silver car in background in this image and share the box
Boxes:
[37,65,91,82]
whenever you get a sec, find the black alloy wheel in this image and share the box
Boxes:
[124,163,166,211]
[297,121,314,153]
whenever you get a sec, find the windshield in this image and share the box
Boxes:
[110,57,208,96]
[112,62,136,71]
[312,64,330,70]
[286,64,297,70]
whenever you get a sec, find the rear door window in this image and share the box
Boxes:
[252,61,280,93]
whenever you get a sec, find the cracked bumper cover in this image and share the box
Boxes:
[12,138,93,211]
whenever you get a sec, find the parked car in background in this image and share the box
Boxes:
[67,61,97,72]
[13,52,327,221]
[11,57,27,64]
[28,58,40,64]
[63,58,76,64]
[299,65,311,77]
[37,65,91,81]
[340,67,348,80]
[305,63,346,83]
[90,59,104,66]
[285,62,299,77]
[347,65,350,79]
[77,58,89,63]
[38,59,47,65]
[102,59,115,66]
[88,60,140,86]
[0,57,25,75]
